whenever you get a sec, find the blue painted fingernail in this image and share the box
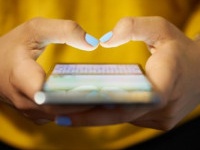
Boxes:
[100,31,113,43]
[85,33,99,47]
[55,116,72,126]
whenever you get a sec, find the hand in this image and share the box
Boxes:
[0,17,99,124]
[62,17,200,130]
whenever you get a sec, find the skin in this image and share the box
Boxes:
[0,17,200,130]
[0,18,96,124]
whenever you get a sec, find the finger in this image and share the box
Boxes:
[100,17,184,50]
[21,109,53,125]
[22,106,90,125]
[10,58,45,100]
[10,88,94,124]
[131,119,165,130]
[145,43,180,104]
[131,113,175,131]
[43,105,95,115]
[8,91,54,124]
[56,107,150,126]
[21,18,99,51]
[131,106,176,131]
[11,59,94,111]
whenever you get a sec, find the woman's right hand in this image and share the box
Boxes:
[0,17,99,124]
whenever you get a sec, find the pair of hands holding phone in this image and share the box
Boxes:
[0,17,200,130]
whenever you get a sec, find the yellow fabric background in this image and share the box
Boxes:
[0,0,200,149]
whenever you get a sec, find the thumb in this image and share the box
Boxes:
[100,17,183,51]
[20,18,99,51]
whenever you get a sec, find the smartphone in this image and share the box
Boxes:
[34,64,159,105]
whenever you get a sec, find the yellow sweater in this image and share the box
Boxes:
[0,0,200,149]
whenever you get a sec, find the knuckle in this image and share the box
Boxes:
[64,20,82,33]
[152,16,174,34]
[65,20,78,27]
[24,17,44,30]
[118,17,134,27]
[115,17,135,35]
[20,17,45,45]
[119,17,134,23]
[152,16,167,22]
[152,16,168,25]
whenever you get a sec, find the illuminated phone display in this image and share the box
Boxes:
[34,64,159,105]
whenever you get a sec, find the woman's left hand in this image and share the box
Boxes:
[58,17,200,130]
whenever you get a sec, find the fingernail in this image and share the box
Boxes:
[55,116,72,126]
[85,33,99,47]
[100,31,113,43]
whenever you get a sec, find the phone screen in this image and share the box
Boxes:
[34,64,159,105]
